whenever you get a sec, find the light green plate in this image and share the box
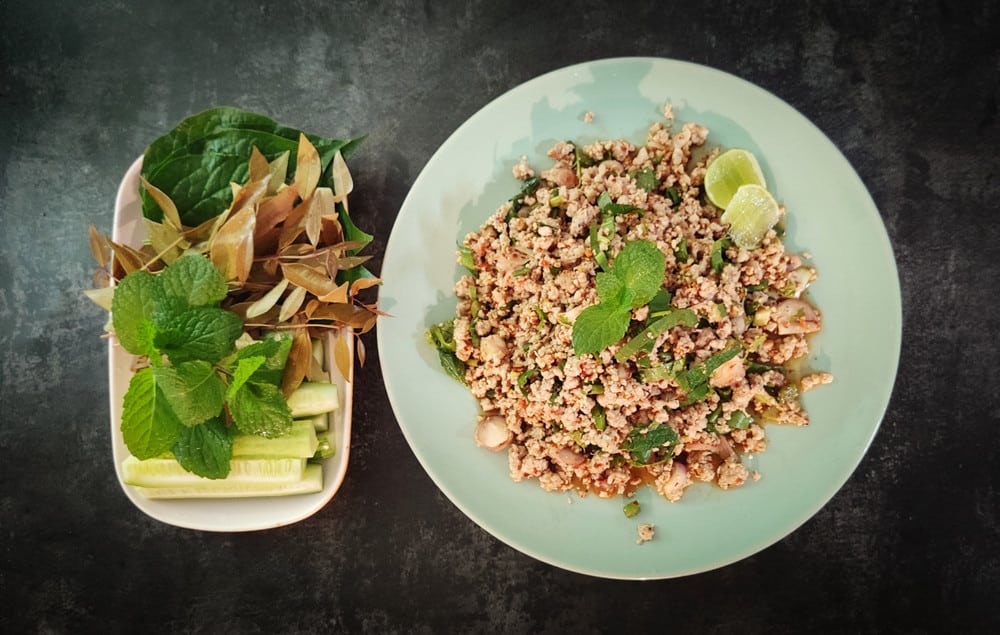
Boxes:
[376,58,901,579]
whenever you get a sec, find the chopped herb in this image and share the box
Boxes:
[517,367,540,394]
[623,499,641,518]
[614,308,698,363]
[780,280,797,298]
[589,222,610,270]
[710,236,734,274]
[587,383,605,395]
[777,383,799,404]
[634,168,658,192]
[512,264,531,277]
[748,334,766,352]
[665,186,680,206]
[622,422,679,466]
[573,144,595,179]
[746,280,769,292]
[458,245,476,272]
[425,320,466,384]
[597,190,641,215]
[505,176,540,221]
[647,289,674,316]
[746,360,783,374]
[728,410,752,430]
[674,236,689,263]
[592,403,607,431]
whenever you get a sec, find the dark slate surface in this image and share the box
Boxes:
[2,1,997,633]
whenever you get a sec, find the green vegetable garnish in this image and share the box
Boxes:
[623,500,641,518]
[425,320,466,384]
[634,168,658,192]
[572,240,667,356]
[622,422,679,466]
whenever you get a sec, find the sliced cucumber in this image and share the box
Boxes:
[134,464,324,499]
[287,381,339,418]
[122,456,306,488]
[232,419,319,458]
[304,412,329,432]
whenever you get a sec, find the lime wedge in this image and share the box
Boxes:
[720,184,780,249]
[704,149,766,209]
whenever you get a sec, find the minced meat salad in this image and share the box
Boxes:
[427,105,832,503]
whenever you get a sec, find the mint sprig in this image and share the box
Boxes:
[571,239,666,356]
[112,254,294,478]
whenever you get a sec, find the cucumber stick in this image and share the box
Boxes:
[304,412,329,432]
[232,420,319,458]
[135,464,323,499]
[287,381,339,417]
[123,456,306,487]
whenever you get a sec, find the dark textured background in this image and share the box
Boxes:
[2,1,998,633]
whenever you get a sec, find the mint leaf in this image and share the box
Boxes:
[120,367,183,459]
[172,417,232,479]
[227,355,266,400]
[154,307,243,363]
[227,381,293,437]
[153,361,226,426]
[622,422,679,466]
[595,271,625,304]
[159,254,228,307]
[571,302,631,356]
[225,332,292,386]
[111,270,163,355]
[611,240,665,308]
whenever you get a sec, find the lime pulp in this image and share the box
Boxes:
[704,149,766,209]
[720,184,780,249]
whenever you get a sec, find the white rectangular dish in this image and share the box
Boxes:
[109,156,353,531]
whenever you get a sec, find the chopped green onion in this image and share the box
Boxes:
[674,236,689,263]
[623,499,641,518]
[592,403,607,431]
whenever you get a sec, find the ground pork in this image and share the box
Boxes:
[447,106,830,503]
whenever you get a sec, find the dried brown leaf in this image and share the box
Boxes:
[281,326,312,397]
[333,331,352,382]
[245,277,289,319]
[140,177,184,230]
[320,214,343,246]
[348,276,381,296]
[309,302,375,329]
[88,225,110,268]
[249,146,270,183]
[210,206,256,283]
[268,151,290,195]
[109,240,148,275]
[230,173,271,216]
[316,281,350,304]
[255,182,300,253]
[278,197,310,251]
[281,262,337,298]
[83,287,115,311]
[278,284,307,322]
[331,150,353,214]
[337,255,373,271]
[355,336,367,367]
[144,219,187,265]
[294,133,320,201]
[305,187,334,247]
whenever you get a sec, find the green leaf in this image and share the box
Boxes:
[610,240,666,308]
[227,355,266,400]
[227,381,293,437]
[613,308,698,363]
[711,237,734,275]
[571,302,631,356]
[595,271,626,304]
[158,254,228,307]
[634,168,658,192]
[141,106,364,225]
[111,270,163,355]
[226,332,293,386]
[597,191,641,215]
[120,367,183,459]
[622,422,679,466]
[623,499,641,518]
[154,307,244,364]
[153,361,226,426]
[674,236,690,263]
[686,342,742,387]
[171,417,233,479]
